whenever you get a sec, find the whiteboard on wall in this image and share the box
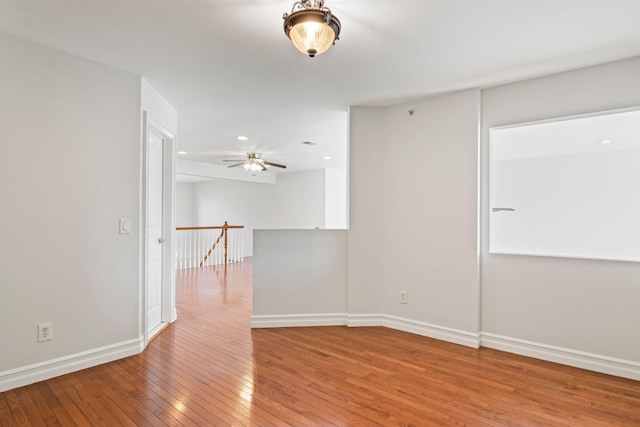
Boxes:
[489,107,640,262]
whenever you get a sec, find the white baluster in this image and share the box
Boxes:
[189,230,194,269]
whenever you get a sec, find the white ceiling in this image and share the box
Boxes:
[1,0,640,172]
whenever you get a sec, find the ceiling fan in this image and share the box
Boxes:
[223,152,287,175]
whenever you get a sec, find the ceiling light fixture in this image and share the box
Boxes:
[224,152,287,176]
[283,0,341,58]
[243,160,264,176]
[178,151,188,155]
[599,139,612,144]
[236,136,249,141]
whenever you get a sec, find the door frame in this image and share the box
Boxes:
[141,111,176,348]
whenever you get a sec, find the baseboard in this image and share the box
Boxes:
[0,337,144,393]
[347,313,385,327]
[382,315,480,348]
[252,314,639,380]
[252,313,478,348]
[148,322,170,342]
[251,313,348,328]
[481,333,640,381]
[347,313,480,348]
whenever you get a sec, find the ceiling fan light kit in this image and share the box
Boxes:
[224,152,287,176]
[283,0,341,57]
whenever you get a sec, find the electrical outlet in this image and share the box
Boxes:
[38,322,53,342]
[400,291,408,304]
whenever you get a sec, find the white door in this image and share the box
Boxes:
[147,131,164,334]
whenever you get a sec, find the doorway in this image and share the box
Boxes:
[143,112,176,345]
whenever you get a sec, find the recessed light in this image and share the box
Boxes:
[599,139,612,144]
[323,156,332,160]
[178,151,188,155]
[237,136,249,141]
[301,141,317,145]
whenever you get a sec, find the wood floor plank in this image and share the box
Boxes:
[0,393,13,427]
[3,390,35,426]
[25,383,64,427]
[46,378,93,426]
[12,388,47,427]
[1,258,639,426]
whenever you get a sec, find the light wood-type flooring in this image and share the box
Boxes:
[1,259,639,426]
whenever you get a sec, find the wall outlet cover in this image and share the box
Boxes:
[38,322,53,342]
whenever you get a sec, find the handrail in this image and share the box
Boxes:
[176,225,244,231]
[175,221,244,269]
[200,229,225,267]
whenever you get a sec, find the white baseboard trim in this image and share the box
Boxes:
[382,315,480,348]
[0,337,144,393]
[347,313,385,327]
[251,313,348,328]
[254,312,481,348]
[481,333,640,381]
[252,313,639,380]
[348,313,480,348]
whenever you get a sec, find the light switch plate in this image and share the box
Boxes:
[119,218,131,234]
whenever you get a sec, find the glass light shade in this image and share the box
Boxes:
[289,21,336,57]
[283,8,341,57]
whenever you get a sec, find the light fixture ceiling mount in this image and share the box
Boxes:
[283,0,341,57]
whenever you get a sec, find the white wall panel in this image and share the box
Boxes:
[253,230,348,317]
[381,90,480,333]
[0,33,142,374]
[175,182,194,227]
[481,57,640,362]
[347,107,385,315]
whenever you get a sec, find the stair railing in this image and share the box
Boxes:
[175,222,244,269]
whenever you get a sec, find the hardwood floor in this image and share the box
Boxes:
[2,259,639,426]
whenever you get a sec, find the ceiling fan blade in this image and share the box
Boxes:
[261,164,268,171]
[227,162,245,168]
[263,161,287,169]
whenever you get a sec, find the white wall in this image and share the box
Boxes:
[481,57,640,370]
[252,60,640,379]
[256,93,480,346]
[0,33,142,389]
[175,182,195,227]
[347,107,385,317]
[381,90,480,335]
[252,230,348,326]
[272,169,326,229]
[192,178,277,256]
[141,79,177,135]
[188,169,332,256]
[346,91,480,340]
[325,168,348,229]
